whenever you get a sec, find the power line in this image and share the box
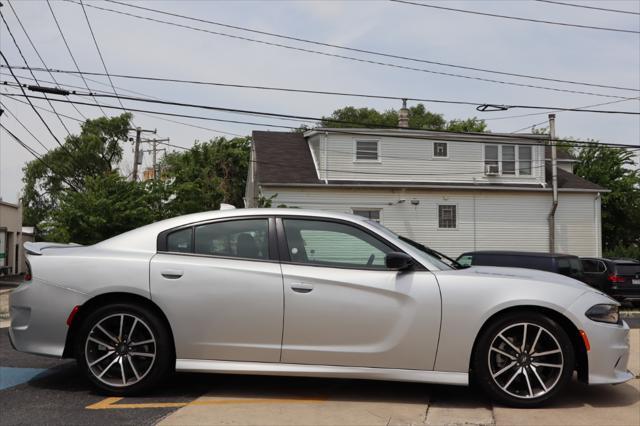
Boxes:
[0,123,80,192]
[46,0,108,116]
[390,0,640,34]
[77,0,130,120]
[0,101,51,153]
[2,71,244,137]
[4,72,640,116]
[7,0,87,121]
[62,0,632,100]
[99,0,639,93]
[535,0,640,16]
[4,91,639,150]
[0,8,73,136]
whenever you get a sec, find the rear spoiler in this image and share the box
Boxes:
[24,241,81,256]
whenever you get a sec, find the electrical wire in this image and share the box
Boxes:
[46,0,108,116]
[77,0,130,120]
[535,0,640,16]
[7,0,87,121]
[0,101,51,153]
[100,0,639,93]
[61,0,632,100]
[0,8,72,136]
[390,0,640,34]
[4,91,639,150]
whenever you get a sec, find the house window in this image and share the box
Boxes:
[355,140,379,161]
[519,146,532,175]
[438,205,457,229]
[433,142,448,158]
[352,209,381,222]
[485,145,499,173]
[502,145,516,175]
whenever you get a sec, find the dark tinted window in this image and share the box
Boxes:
[615,263,640,275]
[557,257,583,277]
[283,219,393,269]
[194,219,269,260]
[582,259,598,273]
[166,228,193,253]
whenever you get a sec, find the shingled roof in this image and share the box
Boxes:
[252,131,605,191]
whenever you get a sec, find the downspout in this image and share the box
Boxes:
[548,114,558,253]
[323,131,329,184]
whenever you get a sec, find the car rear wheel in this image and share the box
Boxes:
[75,303,173,395]
[473,312,575,407]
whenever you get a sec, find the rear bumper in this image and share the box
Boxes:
[9,279,87,358]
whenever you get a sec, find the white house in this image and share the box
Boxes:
[245,128,605,258]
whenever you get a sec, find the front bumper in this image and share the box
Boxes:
[568,291,634,385]
[9,279,87,358]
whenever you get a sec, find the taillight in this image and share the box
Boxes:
[607,274,625,283]
[24,261,32,282]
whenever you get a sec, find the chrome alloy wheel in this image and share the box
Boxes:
[488,322,564,399]
[84,313,156,388]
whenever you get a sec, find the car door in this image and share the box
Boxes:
[150,216,284,362]
[278,217,441,371]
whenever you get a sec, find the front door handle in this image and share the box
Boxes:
[161,269,184,279]
[290,283,314,293]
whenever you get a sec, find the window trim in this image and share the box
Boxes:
[353,139,381,163]
[432,142,449,159]
[275,216,426,271]
[437,203,458,230]
[484,144,536,177]
[351,208,382,223]
[157,216,279,262]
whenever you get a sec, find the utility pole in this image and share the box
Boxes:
[129,127,156,181]
[548,114,558,253]
[141,138,169,180]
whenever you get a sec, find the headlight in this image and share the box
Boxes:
[585,304,620,324]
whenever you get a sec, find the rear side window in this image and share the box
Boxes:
[167,228,193,253]
[557,258,583,277]
[582,259,598,273]
[194,219,269,260]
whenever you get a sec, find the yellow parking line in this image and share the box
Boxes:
[86,396,326,410]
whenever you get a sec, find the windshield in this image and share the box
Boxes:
[365,220,454,270]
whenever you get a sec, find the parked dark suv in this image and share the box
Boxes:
[456,251,585,282]
[581,257,640,305]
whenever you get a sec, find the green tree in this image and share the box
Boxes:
[22,113,132,234]
[319,103,486,132]
[45,173,165,245]
[161,137,251,216]
[573,145,640,253]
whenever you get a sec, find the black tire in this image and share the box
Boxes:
[75,302,173,395]
[472,311,575,408]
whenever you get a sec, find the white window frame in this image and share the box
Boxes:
[437,204,458,230]
[433,142,449,159]
[484,144,536,177]
[353,140,381,163]
[351,208,382,223]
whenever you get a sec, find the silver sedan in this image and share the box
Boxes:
[9,208,633,407]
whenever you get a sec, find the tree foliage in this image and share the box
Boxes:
[22,113,132,233]
[319,103,487,132]
[573,145,640,254]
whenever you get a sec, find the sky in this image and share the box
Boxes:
[1,0,639,204]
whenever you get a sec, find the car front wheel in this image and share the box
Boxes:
[473,312,575,407]
[75,303,173,395]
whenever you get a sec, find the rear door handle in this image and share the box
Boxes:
[161,269,183,279]
[290,282,314,293]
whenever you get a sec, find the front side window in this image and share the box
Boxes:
[438,205,457,229]
[282,219,393,269]
[194,219,269,260]
[457,254,473,267]
[352,209,381,223]
[433,142,448,158]
[355,140,379,161]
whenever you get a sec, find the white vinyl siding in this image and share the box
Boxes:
[261,186,601,257]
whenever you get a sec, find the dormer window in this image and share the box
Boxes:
[484,145,534,176]
[355,140,379,162]
[433,142,448,158]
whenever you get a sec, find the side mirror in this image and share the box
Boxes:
[385,252,414,270]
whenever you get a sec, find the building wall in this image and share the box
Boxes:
[0,201,25,275]
[260,186,601,257]
[312,133,546,185]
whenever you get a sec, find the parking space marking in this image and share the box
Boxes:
[87,395,327,410]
